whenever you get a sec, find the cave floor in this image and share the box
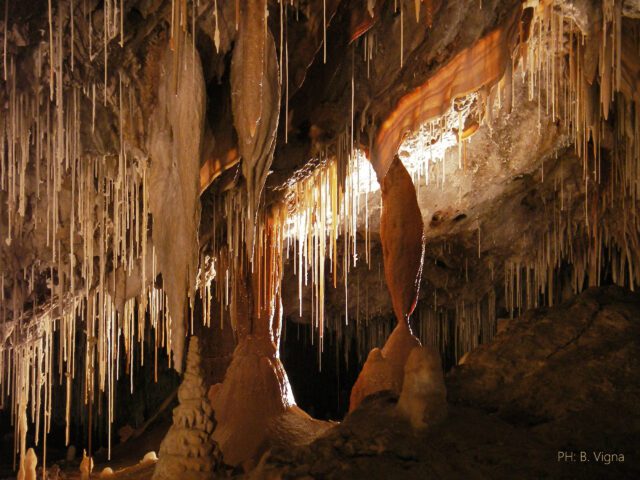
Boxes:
[260,392,637,480]
[54,395,636,480]
[50,287,639,479]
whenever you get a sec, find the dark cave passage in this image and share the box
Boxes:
[280,318,361,421]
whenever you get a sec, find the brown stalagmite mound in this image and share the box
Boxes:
[397,346,447,430]
[209,335,294,467]
[349,322,422,412]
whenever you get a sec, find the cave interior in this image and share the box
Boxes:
[1,0,640,478]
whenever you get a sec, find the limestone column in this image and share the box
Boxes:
[209,209,332,467]
[350,156,427,410]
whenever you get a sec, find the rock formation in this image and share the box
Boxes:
[350,157,428,411]
[153,336,222,480]
[251,287,639,480]
[16,448,36,480]
[349,323,421,411]
[99,467,114,478]
[397,346,447,429]
[210,212,332,467]
[379,156,426,325]
[1,1,640,478]
[447,286,640,427]
[147,30,206,373]
[231,0,281,260]
[79,450,93,480]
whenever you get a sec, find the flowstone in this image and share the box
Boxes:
[153,336,222,480]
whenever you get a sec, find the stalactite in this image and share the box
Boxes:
[0,2,182,467]
[231,0,281,261]
[323,0,327,63]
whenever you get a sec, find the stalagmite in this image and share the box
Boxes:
[79,450,93,480]
[142,451,158,464]
[210,209,331,466]
[100,467,115,477]
[153,336,222,480]
[396,346,447,429]
[16,447,36,480]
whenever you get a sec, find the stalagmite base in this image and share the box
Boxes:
[349,323,421,411]
[210,216,331,467]
[16,448,36,480]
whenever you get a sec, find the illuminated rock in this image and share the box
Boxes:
[147,30,205,373]
[211,219,332,467]
[231,0,280,260]
[351,156,424,411]
[99,467,114,478]
[79,450,93,480]
[17,448,36,480]
[349,322,421,411]
[380,156,425,325]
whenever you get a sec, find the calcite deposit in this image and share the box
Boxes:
[153,336,222,480]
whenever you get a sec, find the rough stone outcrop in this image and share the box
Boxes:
[447,286,640,427]
[153,336,222,480]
